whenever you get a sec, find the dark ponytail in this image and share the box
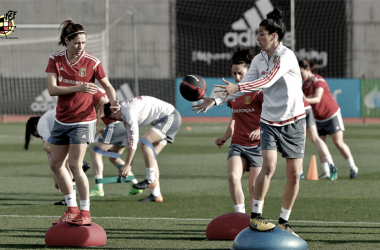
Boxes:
[298,60,316,73]
[259,7,286,41]
[24,117,40,150]
[58,19,86,47]
[230,44,254,68]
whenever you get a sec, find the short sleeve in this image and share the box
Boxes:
[45,57,58,73]
[94,62,107,81]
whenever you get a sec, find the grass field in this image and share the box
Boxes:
[1,122,380,249]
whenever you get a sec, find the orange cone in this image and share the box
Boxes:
[307,155,319,180]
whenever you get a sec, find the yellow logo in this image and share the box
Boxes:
[273,55,278,64]
[310,86,313,93]
[0,11,17,37]
[78,68,86,77]
[244,96,251,104]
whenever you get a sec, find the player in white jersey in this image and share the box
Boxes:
[104,96,182,202]
[193,7,304,237]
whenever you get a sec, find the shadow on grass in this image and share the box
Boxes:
[0,244,46,249]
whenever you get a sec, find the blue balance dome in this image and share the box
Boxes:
[232,227,308,250]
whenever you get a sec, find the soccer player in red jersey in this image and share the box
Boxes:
[299,60,358,180]
[302,96,337,180]
[46,19,119,226]
[214,45,263,214]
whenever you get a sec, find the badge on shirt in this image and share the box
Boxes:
[273,55,279,64]
[79,68,86,77]
[244,96,251,104]
[310,86,314,93]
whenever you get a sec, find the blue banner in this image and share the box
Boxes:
[176,77,362,118]
[325,78,361,118]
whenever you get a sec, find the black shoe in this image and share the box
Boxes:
[132,179,157,190]
[82,161,90,172]
[138,194,163,202]
[350,168,358,179]
[54,200,67,206]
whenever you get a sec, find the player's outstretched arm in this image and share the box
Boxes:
[191,97,216,114]
[214,78,239,102]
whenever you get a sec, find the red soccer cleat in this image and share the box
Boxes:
[67,210,92,226]
[52,208,79,225]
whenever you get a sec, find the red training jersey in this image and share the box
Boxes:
[302,74,339,121]
[92,88,114,127]
[45,50,107,124]
[227,90,263,147]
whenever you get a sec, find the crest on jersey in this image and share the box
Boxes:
[310,85,314,93]
[78,68,86,77]
[273,55,279,64]
[244,96,251,104]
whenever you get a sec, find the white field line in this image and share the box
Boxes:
[0,214,380,225]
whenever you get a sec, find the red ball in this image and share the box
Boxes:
[180,74,207,101]
[45,222,107,247]
[206,212,250,240]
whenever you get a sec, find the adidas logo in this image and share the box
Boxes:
[59,67,64,71]
[336,126,340,130]
[116,83,135,101]
[223,0,291,48]
[81,135,87,139]
[59,76,63,82]
[30,88,57,112]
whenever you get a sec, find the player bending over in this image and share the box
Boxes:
[89,90,142,197]
[104,96,181,202]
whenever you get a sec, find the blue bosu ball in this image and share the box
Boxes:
[232,227,308,250]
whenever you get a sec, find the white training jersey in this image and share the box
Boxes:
[37,107,56,142]
[215,43,305,126]
[120,96,175,150]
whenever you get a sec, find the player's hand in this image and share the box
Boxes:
[214,78,239,102]
[119,164,132,178]
[249,129,260,141]
[191,97,216,114]
[110,100,120,113]
[80,83,99,94]
[215,137,227,148]
[97,127,105,136]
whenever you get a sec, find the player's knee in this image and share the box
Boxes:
[108,157,117,165]
[228,173,240,184]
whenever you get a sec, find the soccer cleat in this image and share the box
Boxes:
[52,210,79,225]
[89,186,104,197]
[300,173,304,180]
[67,211,91,226]
[138,194,163,202]
[350,168,358,179]
[249,216,275,232]
[318,172,330,179]
[330,164,338,181]
[133,179,157,190]
[277,223,299,237]
[123,185,143,196]
[54,200,67,206]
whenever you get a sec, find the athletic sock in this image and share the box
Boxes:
[146,168,155,183]
[321,162,330,174]
[346,157,358,170]
[300,166,303,175]
[252,199,264,215]
[151,182,161,196]
[279,207,291,222]
[234,204,246,213]
[64,193,77,208]
[131,178,138,184]
[94,175,103,188]
[80,200,90,211]
[324,155,335,166]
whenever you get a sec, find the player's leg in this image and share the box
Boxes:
[248,166,261,212]
[227,155,247,213]
[246,146,263,212]
[331,130,358,178]
[138,140,166,201]
[89,142,113,196]
[306,125,335,179]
